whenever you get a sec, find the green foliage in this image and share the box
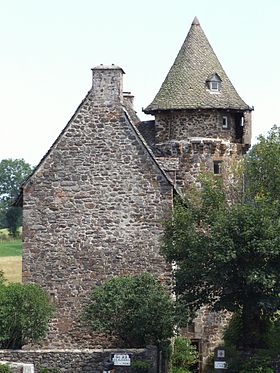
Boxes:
[245,125,280,203]
[0,158,32,236]
[162,170,280,350]
[171,337,198,373]
[0,364,14,373]
[84,272,174,347]
[0,283,54,349]
[223,312,280,372]
[131,360,150,371]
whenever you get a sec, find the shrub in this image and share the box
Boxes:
[84,272,174,347]
[171,337,198,373]
[0,283,54,349]
[0,364,14,373]
[131,360,150,372]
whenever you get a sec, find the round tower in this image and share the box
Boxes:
[144,17,253,189]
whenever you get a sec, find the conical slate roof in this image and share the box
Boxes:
[144,17,251,113]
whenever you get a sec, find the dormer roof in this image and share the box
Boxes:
[144,17,252,113]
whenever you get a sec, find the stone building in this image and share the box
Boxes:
[17,17,252,371]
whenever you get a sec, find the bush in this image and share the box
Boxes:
[0,283,54,349]
[171,337,198,373]
[84,272,174,347]
[0,365,14,373]
[222,312,280,372]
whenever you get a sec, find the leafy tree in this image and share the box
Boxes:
[0,158,32,235]
[245,125,280,203]
[162,174,280,351]
[84,272,174,347]
[0,283,54,349]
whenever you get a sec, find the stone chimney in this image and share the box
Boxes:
[123,91,134,107]
[91,64,125,104]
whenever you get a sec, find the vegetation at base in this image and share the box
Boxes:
[131,360,150,371]
[170,337,198,373]
[162,126,280,353]
[84,272,174,347]
[0,279,54,349]
[219,312,279,372]
[0,365,14,373]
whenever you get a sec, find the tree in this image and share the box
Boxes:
[0,283,54,349]
[162,173,280,351]
[84,272,174,347]
[0,159,32,235]
[245,125,280,203]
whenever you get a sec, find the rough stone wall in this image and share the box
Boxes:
[0,346,158,373]
[155,109,238,143]
[22,69,173,348]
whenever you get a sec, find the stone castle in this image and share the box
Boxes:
[17,17,252,371]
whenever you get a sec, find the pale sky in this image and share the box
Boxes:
[1,0,279,167]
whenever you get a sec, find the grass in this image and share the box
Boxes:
[0,240,22,256]
[0,231,22,282]
[0,256,22,283]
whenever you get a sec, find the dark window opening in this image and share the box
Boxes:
[222,116,228,129]
[234,113,244,143]
[214,160,222,174]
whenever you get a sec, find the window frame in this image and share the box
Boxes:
[222,116,229,129]
[213,160,222,175]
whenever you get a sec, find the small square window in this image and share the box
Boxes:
[222,116,228,129]
[213,160,222,175]
[210,81,219,91]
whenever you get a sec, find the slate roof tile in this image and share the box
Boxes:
[144,17,251,113]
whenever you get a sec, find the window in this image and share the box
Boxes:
[222,116,228,129]
[210,81,219,91]
[213,160,222,175]
[207,73,221,92]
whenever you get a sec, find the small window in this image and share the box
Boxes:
[213,160,222,175]
[210,81,219,91]
[222,116,228,129]
[207,73,221,92]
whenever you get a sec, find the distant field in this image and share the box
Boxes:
[0,256,22,283]
[0,229,22,282]
[0,240,22,257]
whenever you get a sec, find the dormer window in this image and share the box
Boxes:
[207,74,221,92]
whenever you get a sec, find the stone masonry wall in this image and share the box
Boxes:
[22,83,173,348]
[155,109,239,143]
[0,346,158,373]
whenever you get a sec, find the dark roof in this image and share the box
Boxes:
[137,120,155,148]
[144,17,252,113]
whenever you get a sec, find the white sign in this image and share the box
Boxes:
[112,354,131,366]
[214,361,227,369]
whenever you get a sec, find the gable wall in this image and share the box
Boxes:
[22,94,173,348]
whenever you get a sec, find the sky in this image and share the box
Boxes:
[0,0,280,167]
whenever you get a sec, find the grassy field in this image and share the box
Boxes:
[0,240,22,257]
[0,229,22,282]
[0,256,22,283]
